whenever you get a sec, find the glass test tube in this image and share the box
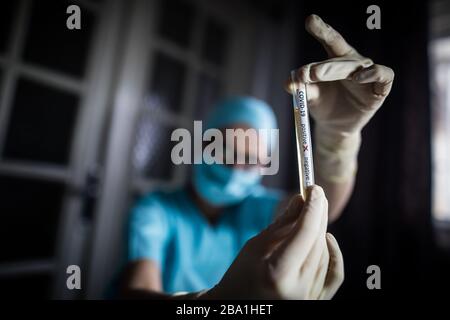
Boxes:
[290,70,315,200]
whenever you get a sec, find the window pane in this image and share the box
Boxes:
[201,18,229,67]
[431,38,450,222]
[133,105,177,180]
[194,73,221,119]
[22,0,95,78]
[148,52,186,113]
[3,78,79,165]
[0,273,52,299]
[0,175,64,262]
[0,1,18,54]
[157,0,195,48]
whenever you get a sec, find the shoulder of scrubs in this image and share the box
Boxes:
[127,189,180,268]
[239,185,286,231]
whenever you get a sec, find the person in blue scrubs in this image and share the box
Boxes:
[118,96,348,300]
[125,97,286,295]
[119,14,394,299]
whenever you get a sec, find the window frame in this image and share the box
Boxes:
[0,0,124,299]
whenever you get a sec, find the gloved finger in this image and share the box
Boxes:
[305,83,320,102]
[309,242,330,299]
[262,223,299,259]
[299,194,328,284]
[284,79,320,103]
[269,185,327,278]
[319,233,344,300]
[305,14,355,58]
[267,198,306,244]
[269,194,305,228]
[297,58,373,84]
[255,195,305,255]
[352,64,395,97]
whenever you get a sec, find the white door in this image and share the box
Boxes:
[0,0,124,299]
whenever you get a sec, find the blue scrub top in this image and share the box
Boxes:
[127,185,284,294]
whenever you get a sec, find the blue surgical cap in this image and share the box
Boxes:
[205,96,278,131]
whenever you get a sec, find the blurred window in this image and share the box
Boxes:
[0,175,64,263]
[0,273,52,299]
[0,0,102,298]
[148,52,187,113]
[133,109,178,180]
[133,0,228,190]
[23,0,95,78]
[201,18,229,67]
[430,37,450,223]
[3,78,79,164]
[430,0,450,225]
[157,0,195,49]
[194,72,221,119]
[0,2,17,54]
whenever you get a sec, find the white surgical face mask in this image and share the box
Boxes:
[193,162,262,206]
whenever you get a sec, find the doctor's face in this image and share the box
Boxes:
[212,123,270,170]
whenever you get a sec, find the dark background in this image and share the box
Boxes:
[294,0,441,299]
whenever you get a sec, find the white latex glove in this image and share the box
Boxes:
[287,15,394,182]
[203,185,344,300]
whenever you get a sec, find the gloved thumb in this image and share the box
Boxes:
[247,194,305,256]
[279,194,305,224]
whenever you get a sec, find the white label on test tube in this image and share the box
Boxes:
[291,70,315,189]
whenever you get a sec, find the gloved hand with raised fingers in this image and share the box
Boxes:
[287,15,394,183]
[203,185,344,300]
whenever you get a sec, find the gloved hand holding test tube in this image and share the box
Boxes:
[291,71,315,200]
